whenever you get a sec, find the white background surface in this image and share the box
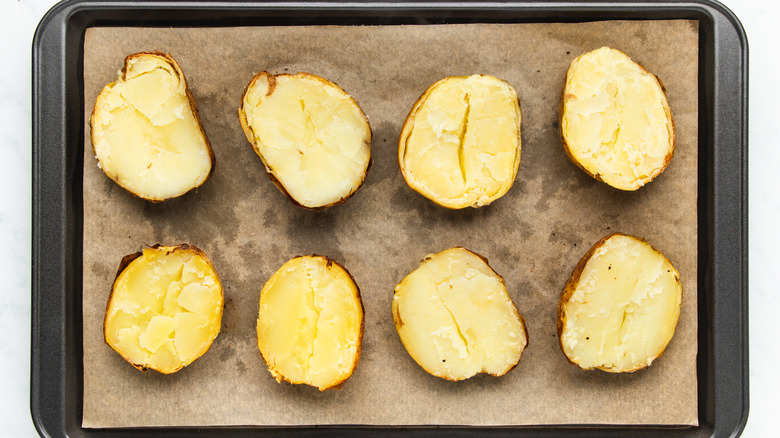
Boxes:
[0,0,774,436]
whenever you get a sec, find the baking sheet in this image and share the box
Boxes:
[82,20,698,427]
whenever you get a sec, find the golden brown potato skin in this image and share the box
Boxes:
[103,244,223,374]
[90,52,215,202]
[557,233,682,373]
[238,72,372,211]
[559,48,675,191]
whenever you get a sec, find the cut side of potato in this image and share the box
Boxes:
[560,47,674,191]
[91,52,214,201]
[399,75,522,209]
[239,72,372,210]
[104,244,223,374]
[558,233,682,373]
[257,255,364,390]
[392,247,528,381]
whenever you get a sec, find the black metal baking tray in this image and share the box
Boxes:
[31,0,748,436]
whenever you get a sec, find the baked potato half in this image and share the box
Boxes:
[90,52,214,201]
[557,233,682,373]
[104,244,224,374]
[560,47,674,191]
[256,255,364,390]
[399,75,522,209]
[392,247,528,381]
[239,72,372,210]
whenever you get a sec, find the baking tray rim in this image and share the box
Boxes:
[30,1,748,437]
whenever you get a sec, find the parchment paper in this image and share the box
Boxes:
[82,21,699,427]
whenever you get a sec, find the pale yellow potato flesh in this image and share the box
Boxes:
[257,255,363,390]
[561,47,674,191]
[91,53,213,201]
[399,75,522,209]
[240,72,371,210]
[558,234,682,372]
[104,245,223,374]
[392,248,527,380]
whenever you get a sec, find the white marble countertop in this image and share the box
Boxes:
[1,0,775,436]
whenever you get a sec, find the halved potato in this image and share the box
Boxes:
[560,47,674,191]
[90,52,214,201]
[239,72,372,210]
[399,75,522,209]
[256,255,364,390]
[558,233,682,372]
[104,244,224,374]
[392,247,528,381]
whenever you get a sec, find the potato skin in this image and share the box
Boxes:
[90,52,215,202]
[398,75,522,209]
[256,254,364,390]
[557,233,683,372]
[103,244,223,374]
[559,48,675,190]
[238,72,372,211]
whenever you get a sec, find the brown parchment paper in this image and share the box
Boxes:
[82,20,699,427]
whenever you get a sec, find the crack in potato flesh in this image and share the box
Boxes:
[558,234,682,372]
[561,47,674,191]
[392,248,527,380]
[91,53,213,201]
[256,256,363,390]
[240,72,371,210]
[104,245,223,374]
[399,75,522,209]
